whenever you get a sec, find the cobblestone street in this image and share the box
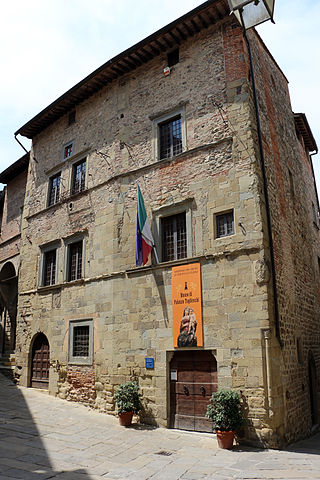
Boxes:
[1,373,320,480]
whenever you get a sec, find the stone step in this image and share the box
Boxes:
[0,355,15,367]
[0,365,15,382]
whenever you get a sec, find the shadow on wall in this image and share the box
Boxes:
[0,370,93,479]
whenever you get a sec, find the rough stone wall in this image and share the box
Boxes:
[0,170,27,271]
[249,29,320,443]
[13,17,308,447]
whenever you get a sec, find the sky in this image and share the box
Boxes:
[0,0,319,189]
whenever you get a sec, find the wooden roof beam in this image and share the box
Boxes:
[182,21,194,37]
[175,26,187,41]
[215,3,225,19]
[119,62,131,73]
[110,66,124,76]
[128,54,142,67]
[191,19,201,33]
[168,30,181,45]
[197,14,209,28]
[121,57,138,69]
[161,35,173,49]
[148,44,161,56]
[135,51,149,63]
[154,39,167,52]
[140,47,154,60]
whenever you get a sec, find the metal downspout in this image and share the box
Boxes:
[243,30,283,348]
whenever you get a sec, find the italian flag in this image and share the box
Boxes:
[135,185,154,266]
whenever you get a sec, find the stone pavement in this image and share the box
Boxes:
[1,373,320,480]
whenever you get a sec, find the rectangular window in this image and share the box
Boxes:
[72,159,86,195]
[68,240,83,281]
[161,212,186,262]
[216,211,234,238]
[48,172,61,206]
[159,116,182,160]
[73,325,89,357]
[69,319,93,365]
[167,48,179,67]
[64,142,74,159]
[43,249,57,286]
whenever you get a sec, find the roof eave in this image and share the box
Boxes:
[15,0,230,139]
[0,153,30,184]
[294,113,318,154]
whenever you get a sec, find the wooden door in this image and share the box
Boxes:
[31,334,50,389]
[170,350,217,432]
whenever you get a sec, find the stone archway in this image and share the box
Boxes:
[0,262,18,357]
[30,333,50,389]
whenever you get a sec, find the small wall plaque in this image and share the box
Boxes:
[171,369,177,381]
[145,357,154,369]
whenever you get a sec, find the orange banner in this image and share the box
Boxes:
[172,263,203,348]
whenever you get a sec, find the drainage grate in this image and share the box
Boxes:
[155,450,172,456]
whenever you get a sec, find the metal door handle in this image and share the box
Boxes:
[200,386,206,396]
[183,385,189,395]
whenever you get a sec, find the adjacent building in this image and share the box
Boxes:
[1,0,319,447]
[0,153,29,372]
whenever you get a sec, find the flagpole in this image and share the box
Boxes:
[153,245,160,264]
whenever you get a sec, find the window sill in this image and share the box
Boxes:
[38,284,62,293]
[68,360,93,366]
[37,279,84,292]
[65,278,84,286]
[215,233,235,240]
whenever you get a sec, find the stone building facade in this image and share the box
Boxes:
[0,153,29,370]
[7,0,319,447]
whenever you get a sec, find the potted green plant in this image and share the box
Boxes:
[114,381,141,426]
[206,388,244,449]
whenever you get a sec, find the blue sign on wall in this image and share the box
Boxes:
[145,357,154,369]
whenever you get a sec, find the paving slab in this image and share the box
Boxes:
[1,373,320,479]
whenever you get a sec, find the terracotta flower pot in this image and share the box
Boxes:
[216,430,235,449]
[118,411,134,426]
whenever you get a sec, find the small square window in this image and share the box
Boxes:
[64,142,74,159]
[48,172,61,206]
[167,48,179,67]
[71,159,86,195]
[69,319,93,365]
[159,116,182,160]
[216,211,234,238]
[42,249,57,286]
[161,212,186,262]
[67,240,83,282]
[68,111,76,126]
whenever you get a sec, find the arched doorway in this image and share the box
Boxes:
[0,262,18,357]
[308,351,318,426]
[170,350,217,432]
[30,333,50,389]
